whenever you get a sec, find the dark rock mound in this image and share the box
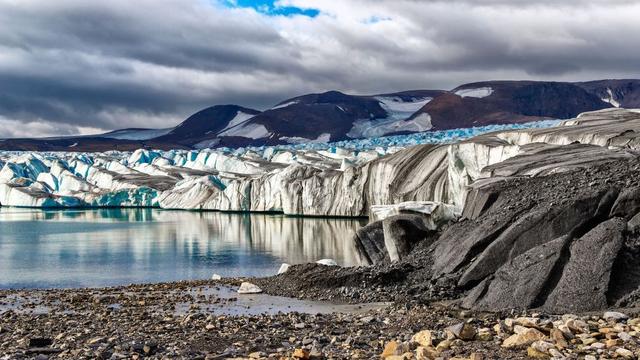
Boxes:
[462,235,570,311]
[456,192,607,288]
[434,158,640,313]
[543,218,626,313]
[353,221,388,265]
[257,158,640,313]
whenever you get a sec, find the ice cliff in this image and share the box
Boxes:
[0,110,637,216]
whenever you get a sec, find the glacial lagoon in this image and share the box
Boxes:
[0,208,366,289]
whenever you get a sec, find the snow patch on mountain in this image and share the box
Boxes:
[270,100,299,110]
[219,123,270,139]
[218,111,257,134]
[376,96,432,120]
[455,87,493,98]
[601,88,621,108]
[376,96,433,119]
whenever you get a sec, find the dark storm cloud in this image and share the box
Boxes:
[0,0,639,137]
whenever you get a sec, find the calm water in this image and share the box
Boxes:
[0,208,366,289]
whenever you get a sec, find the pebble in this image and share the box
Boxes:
[476,327,492,338]
[502,328,545,348]
[446,322,476,341]
[29,338,53,347]
[411,330,433,347]
[616,348,635,358]
[603,311,629,321]
[292,348,310,359]
[619,331,633,342]
[381,341,399,358]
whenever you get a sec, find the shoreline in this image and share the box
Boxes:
[2,277,640,359]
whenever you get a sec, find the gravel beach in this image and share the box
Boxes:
[2,278,640,359]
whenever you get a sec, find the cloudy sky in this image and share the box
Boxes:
[0,0,639,138]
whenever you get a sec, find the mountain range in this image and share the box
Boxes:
[1,79,639,152]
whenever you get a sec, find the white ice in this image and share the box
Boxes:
[601,88,621,108]
[218,111,257,134]
[270,100,299,110]
[219,123,270,139]
[375,96,432,119]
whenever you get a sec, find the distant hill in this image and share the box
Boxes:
[575,79,640,108]
[1,79,638,152]
[410,81,612,130]
[152,105,262,148]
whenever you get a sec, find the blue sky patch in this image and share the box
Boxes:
[223,0,320,17]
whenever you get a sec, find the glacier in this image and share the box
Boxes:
[2,111,637,217]
[345,96,435,138]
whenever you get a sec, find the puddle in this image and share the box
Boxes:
[0,286,390,317]
[0,294,52,314]
[176,285,390,316]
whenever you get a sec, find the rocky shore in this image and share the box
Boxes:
[3,279,640,360]
[2,280,640,360]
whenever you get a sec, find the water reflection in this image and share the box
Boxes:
[0,208,366,289]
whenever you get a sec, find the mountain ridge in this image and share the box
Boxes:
[1,79,638,152]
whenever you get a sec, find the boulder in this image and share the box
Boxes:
[501,328,546,348]
[237,282,263,294]
[411,330,433,347]
[353,221,388,265]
